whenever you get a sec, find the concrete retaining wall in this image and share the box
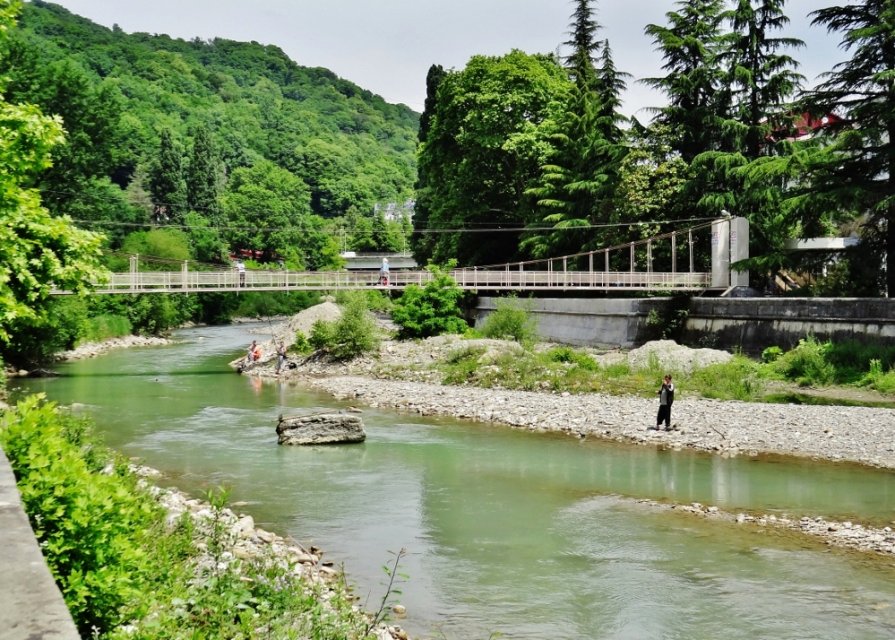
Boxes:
[683,298,895,354]
[0,448,81,640]
[475,296,895,354]
[475,297,667,347]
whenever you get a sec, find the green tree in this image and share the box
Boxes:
[149,128,187,224]
[610,127,691,269]
[0,2,104,346]
[221,159,313,263]
[643,0,728,162]
[411,63,447,261]
[415,50,570,266]
[717,0,805,159]
[523,0,628,259]
[185,124,222,223]
[691,0,805,281]
[797,0,895,296]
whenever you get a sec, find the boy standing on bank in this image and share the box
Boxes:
[656,374,675,430]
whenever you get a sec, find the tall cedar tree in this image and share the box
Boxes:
[524,0,628,260]
[690,0,804,281]
[800,1,895,296]
[643,0,728,162]
[717,0,805,159]
[149,129,186,224]
[185,125,221,225]
[411,64,446,262]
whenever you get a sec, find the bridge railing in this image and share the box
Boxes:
[66,268,710,294]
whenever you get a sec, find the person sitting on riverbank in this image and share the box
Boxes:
[244,340,261,367]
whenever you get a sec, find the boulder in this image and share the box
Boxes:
[276,413,366,445]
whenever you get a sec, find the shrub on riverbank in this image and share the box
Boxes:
[310,293,380,360]
[480,296,538,344]
[391,264,469,339]
[0,396,382,639]
[82,313,133,343]
[429,335,895,405]
[764,336,895,390]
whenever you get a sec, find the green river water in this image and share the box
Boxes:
[14,324,895,640]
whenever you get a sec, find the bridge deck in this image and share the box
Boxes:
[52,269,711,295]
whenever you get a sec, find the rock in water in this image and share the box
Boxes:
[276,413,366,445]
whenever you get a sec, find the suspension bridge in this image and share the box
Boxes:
[50,217,748,295]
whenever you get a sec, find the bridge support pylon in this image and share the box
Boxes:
[711,216,749,289]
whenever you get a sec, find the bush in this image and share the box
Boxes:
[772,336,836,386]
[480,296,537,343]
[862,359,895,394]
[824,340,895,384]
[545,346,598,371]
[309,297,379,360]
[309,318,337,351]
[390,263,468,339]
[0,396,381,639]
[81,314,133,343]
[1,297,90,367]
[292,330,312,354]
[0,396,160,636]
[689,357,763,401]
[761,345,784,363]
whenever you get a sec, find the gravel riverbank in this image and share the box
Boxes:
[57,335,171,361]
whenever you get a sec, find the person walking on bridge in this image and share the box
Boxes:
[379,257,390,286]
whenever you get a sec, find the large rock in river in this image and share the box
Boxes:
[276,413,366,445]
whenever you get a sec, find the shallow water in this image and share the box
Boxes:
[15,324,895,639]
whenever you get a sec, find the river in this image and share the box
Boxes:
[15,324,895,639]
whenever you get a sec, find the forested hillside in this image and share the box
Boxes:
[11,0,418,250]
[0,1,420,366]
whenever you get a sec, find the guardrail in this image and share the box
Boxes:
[51,269,711,295]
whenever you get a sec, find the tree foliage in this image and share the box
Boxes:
[414,50,570,266]
[643,0,728,162]
[0,1,105,345]
[524,0,629,260]
[798,0,895,296]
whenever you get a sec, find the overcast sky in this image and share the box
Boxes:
[48,0,847,117]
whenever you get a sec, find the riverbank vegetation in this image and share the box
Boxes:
[305,287,892,407]
[430,335,895,407]
[0,396,382,639]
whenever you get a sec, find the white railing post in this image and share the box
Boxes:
[671,232,677,277]
[130,253,139,289]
